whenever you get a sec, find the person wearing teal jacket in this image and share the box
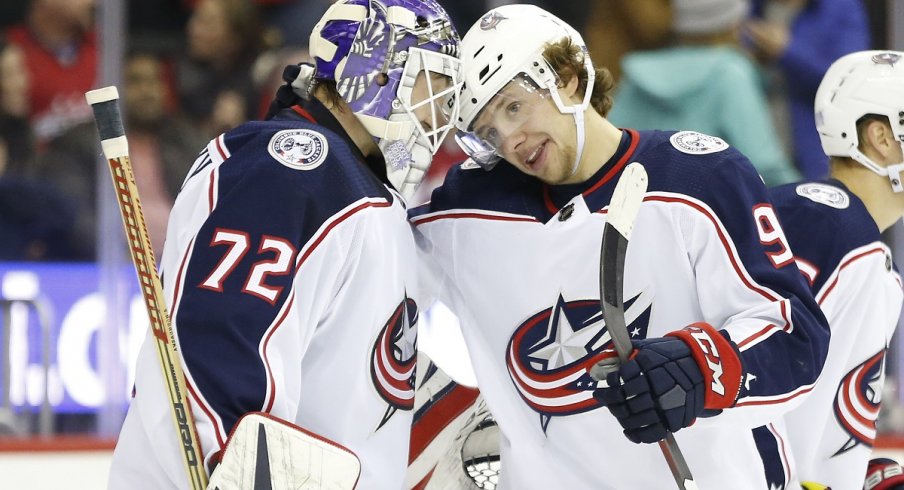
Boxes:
[609,0,800,186]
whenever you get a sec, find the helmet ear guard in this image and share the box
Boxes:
[815,50,904,192]
[308,0,461,199]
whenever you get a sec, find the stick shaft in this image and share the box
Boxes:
[86,87,208,489]
[598,162,697,490]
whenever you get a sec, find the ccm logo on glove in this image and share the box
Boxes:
[668,323,742,410]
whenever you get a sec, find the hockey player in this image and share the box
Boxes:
[410,5,830,489]
[107,0,461,488]
[763,51,904,490]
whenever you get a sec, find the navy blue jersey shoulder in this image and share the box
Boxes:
[634,130,766,205]
[770,179,880,293]
[220,116,393,213]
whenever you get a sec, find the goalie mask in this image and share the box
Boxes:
[309,0,461,199]
[815,50,904,192]
[454,4,593,173]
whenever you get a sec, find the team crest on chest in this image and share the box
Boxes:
[795,183,850,209]
[268,129,328,170]
[506,292,652,432]
[371,295,419,430]
[833,350,885,455]
[669,131,729,155]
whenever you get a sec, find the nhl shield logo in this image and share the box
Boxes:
[268,129,328,170]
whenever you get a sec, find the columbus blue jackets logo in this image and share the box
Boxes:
[507,292,651,432]
[479,11,506,30]
[268,129,328,170]
[795,183,850,209]
[670,131,729,155]
[371,296,418,430]
[872,52,901,65]
[833,350,885,455]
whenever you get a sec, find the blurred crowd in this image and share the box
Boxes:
[0,0,888,261]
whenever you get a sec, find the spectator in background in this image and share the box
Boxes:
[177,0,266,138]
[4,0,97,146]
[36,51,206,259]
[0,39,74,260]
[609,0,799,186]
[744,0,870,179]
[584,0,673,83]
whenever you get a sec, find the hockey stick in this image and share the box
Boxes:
[596,162,697,490]
[86,86,208,490]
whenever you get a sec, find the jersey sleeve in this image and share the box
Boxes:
[669,151,830,428]
[160,124,395,463]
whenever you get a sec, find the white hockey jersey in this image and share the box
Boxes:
[410,130,830,489]
[109,103,420,489]
[767,180,904,489]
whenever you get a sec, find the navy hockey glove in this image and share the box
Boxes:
[865,457,904,490]
[594,323,743,444]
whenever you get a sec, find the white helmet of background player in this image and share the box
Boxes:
[453,4,594,172]
[308,0,461,198]
[816,50,904,192]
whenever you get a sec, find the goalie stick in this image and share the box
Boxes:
[85,86,207,489]
[594,162,697,490]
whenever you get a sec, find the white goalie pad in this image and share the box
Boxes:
[207,412,361,490]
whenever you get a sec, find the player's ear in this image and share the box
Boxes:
[863,119,896,161]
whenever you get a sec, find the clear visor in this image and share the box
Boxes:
[455,74,551,168]
[401,47,462,154]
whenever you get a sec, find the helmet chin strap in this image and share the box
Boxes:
[850,144,904,193]
[569,109,586,179]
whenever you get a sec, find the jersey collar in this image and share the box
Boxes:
[543,129,640,213]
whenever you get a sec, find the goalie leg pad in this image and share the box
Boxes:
[207,412,361,490]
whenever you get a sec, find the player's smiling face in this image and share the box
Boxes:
[470,75,579,185]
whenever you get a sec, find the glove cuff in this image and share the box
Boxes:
[667,322,742,410]
[866,458,904,490]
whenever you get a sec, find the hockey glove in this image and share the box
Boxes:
[865,457,904,490]
[594,322,743,444]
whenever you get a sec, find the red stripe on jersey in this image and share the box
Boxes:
[412,211,538,225]
[295,199,392,268]
[186,382,219,452]
[411,467,437,490]
[734,384,813,407]
[207,167,216,213]
[261,294,296,413]
[408,384,480,463]
[818,246,887,305]
[291,105,317,123]
[214,134,229,160]
[766,423,791,485]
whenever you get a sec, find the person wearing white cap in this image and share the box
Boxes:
[767,50,904,490]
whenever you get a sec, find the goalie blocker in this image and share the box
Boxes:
[207,412,360,490]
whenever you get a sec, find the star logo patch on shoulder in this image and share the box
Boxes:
[795,183,850,209]
[268,129,328,170]
[669,131,729,155]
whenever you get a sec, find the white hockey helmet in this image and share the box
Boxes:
[815,50,904,191]
[453,4,594,172]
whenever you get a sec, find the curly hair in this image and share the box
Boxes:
[542,38,616,117]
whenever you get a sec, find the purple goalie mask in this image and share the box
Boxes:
[310,0,462,199]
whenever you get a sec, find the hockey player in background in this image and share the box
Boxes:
[410,4,830,489]
[107,0,461,488]
[763,50,904,490]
